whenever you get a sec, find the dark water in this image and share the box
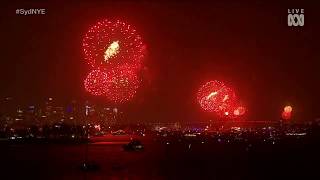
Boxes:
[0,139,319,180]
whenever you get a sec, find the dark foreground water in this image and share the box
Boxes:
[0,137,319,180]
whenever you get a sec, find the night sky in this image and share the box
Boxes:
[0,1,319,122]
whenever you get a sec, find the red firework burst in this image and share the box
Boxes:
[104,64,140,104]
[84,65,140,104]
[84,69,109,96]
[233,106,246,116]
[197,80,237,113]
[219,105,246,119]
[282,105,293,120]
[83,19,146,70]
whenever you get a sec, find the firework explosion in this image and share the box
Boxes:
[197,80,236,112]
[84,69,109,96]
[197,80,246,118]
[233,106,246,116]
[282,105,293,120]
[83,19,145,104]
[83,19,146,70]
[104,64,140,103]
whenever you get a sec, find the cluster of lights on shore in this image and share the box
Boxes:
[82,18,293,120]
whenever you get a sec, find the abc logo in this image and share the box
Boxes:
[288,9,304,27]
